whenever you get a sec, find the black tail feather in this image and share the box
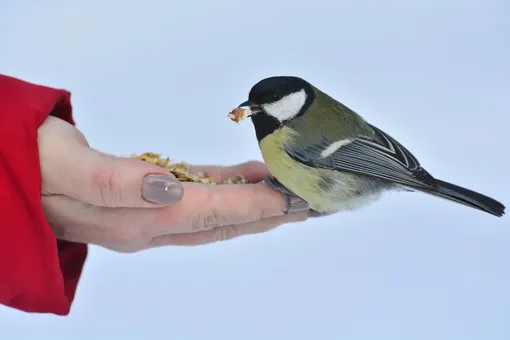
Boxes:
[424,179,505,217]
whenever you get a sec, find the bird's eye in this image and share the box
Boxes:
[271,93,280,100]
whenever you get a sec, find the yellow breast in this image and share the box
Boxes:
[258,126,384,214]
[258,127,328,207]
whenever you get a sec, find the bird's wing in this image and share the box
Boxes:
[284,123,439,189]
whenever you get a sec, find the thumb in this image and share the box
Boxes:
[44,144,184,208]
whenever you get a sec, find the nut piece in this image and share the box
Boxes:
[228,107,251,123]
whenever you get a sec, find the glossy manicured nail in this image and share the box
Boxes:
[142,174,184,204]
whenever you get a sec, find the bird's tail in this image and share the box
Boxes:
[423,179,505,217]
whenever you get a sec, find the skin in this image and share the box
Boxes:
[38,116,310,253]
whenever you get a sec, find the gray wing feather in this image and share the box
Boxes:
[285,123,438,189]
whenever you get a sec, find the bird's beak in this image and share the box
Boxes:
[237,100,262,115]
[237,100,251,108]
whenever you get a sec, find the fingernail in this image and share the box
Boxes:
[142,174,184,204]
[289,197,309,212]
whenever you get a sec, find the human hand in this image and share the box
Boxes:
[38,116,310,252]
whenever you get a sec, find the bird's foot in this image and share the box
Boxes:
[264,176,301,214]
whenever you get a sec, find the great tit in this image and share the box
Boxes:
[234,76,505,217]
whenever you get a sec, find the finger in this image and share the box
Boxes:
[150,210,308,247]
[42,195,156,252]
[151,182,309,234]
[42,195,110,245]
[189,161,270,183]
[42,179,309,240]
[43,194,308,252]
[41,143,184,208]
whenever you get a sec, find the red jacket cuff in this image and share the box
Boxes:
[0,74,88,315]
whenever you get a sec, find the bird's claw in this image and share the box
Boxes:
[264,176,296,214]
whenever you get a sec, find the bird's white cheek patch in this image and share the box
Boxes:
[320,139,353,158]
[262,89,307,122]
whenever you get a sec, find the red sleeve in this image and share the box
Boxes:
[0,74,88,315]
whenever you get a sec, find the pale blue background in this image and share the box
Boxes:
[1,0,509,339]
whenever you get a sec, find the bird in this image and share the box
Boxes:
[232,75,505,217]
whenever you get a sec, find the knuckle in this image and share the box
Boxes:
[91,161,123,208]
[214,225,241,242]
[190,190,230,232]
[191,209,223,232]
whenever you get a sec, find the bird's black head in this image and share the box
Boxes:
[237,76,315,141]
